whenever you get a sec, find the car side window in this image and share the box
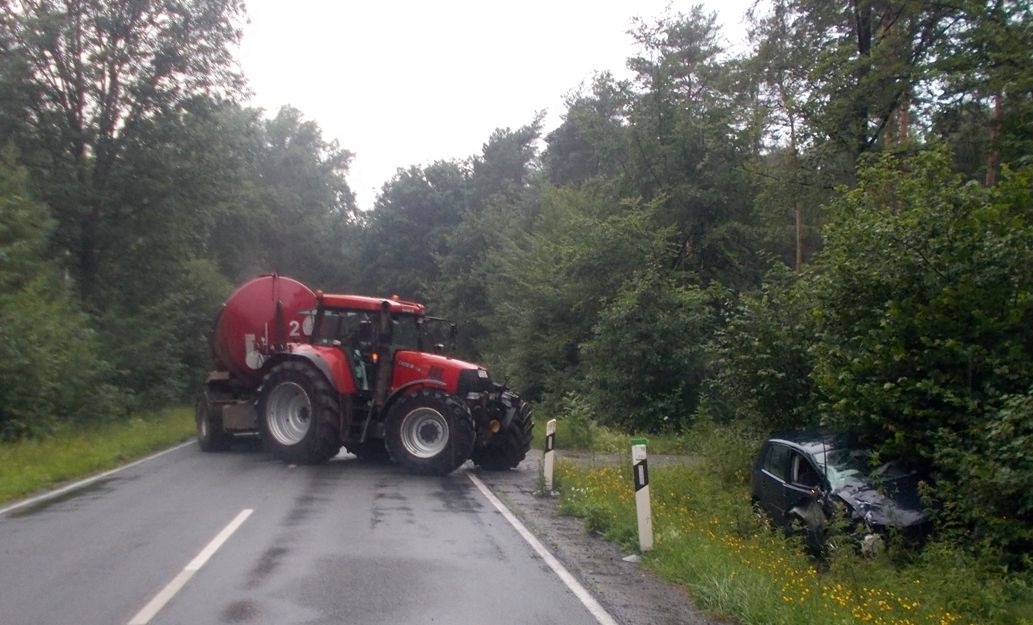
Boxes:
[763,443,790,481]
[791,452,821,487]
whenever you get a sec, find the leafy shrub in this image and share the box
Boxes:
[0,147,124,439]
[682,410,761,488]
[935,389,1033,570]
[96,257,232,409]
[582,267,724,432]
[812,148,1033,563]
[559,390,595,449]
[815,149,1033,455]
[707,263,821,431]
[0,278,124,439]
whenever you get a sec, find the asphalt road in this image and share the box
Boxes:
[0,441,609,625]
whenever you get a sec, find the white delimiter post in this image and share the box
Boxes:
[543,419,557,491]
[631,438,653,551]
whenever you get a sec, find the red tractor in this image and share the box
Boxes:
[195,274,532,475]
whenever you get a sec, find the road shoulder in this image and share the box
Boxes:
[472,455,718,625]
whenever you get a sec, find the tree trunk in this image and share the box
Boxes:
[899,92,910,142]
[985,93,1002,187]
[795,201,803,272]
[853,0,874,156]
[78,207,98,307]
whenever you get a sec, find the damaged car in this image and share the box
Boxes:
[750,432,931,554]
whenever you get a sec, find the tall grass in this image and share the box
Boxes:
[0,407,194,505]
[530,412,691,455]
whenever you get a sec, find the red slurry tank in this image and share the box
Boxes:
[211,274,316,384]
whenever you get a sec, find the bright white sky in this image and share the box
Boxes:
[236,0,754,210]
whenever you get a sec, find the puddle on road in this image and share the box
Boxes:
[247,545,290,589]
[433,475,484,514]
[6,477,123,518]
[221,599,259,623]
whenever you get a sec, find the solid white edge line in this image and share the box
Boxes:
[467,473,621,625]
[0,441,195,517]
[127,508,253,625]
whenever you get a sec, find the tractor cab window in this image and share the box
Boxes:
[419,316,457,355]
[391,314,420,350]
[313,310,375,348]
[314,309,377,393]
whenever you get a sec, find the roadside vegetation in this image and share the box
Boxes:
[1,0,1029,615]
[0,408,194,506]
[551,422,1032,625]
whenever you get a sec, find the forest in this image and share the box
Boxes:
[1,0,1031,576]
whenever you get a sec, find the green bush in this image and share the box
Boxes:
[96,257,232,409]
[0,147,124,439]
[812,148,1033,563]
[0,278,125,439]
[582,267,724,432]
[707,263,821,431]
[935,389,1033,570]
[559,391,595,448]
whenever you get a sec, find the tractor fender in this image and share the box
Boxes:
[263,352,344,394]
[382,379,448,416]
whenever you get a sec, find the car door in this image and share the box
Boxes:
[753,442,792,519]
[782,450,824,516]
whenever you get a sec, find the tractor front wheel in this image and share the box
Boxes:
[259,361,341,464]
[386,389,475,475]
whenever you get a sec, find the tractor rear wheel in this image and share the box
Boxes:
[385,389,475,475]
[259,361,341,464]
[195,392,232,452]
[472,400,533,470]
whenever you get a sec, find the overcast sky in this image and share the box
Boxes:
[236,0,754,210]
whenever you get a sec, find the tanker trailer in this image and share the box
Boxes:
[196,274,532,475]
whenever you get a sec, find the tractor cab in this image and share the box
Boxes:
[305,294,459,400]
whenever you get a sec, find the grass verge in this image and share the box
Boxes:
[0,407,194,506]
[553,434,1032,625]
[531,414,690,455]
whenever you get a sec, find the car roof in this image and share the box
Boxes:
[765,431,848,456]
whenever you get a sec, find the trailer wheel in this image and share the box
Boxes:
[196,392,232,452]
[386,389,475,475]
[472,400,533,470]
[259,361,341,464]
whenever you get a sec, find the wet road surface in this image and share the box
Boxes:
[0,441,605,625]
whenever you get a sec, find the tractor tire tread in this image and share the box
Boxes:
[472,401,533,471]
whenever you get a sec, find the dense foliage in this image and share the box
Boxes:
[0,0,1030,574]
